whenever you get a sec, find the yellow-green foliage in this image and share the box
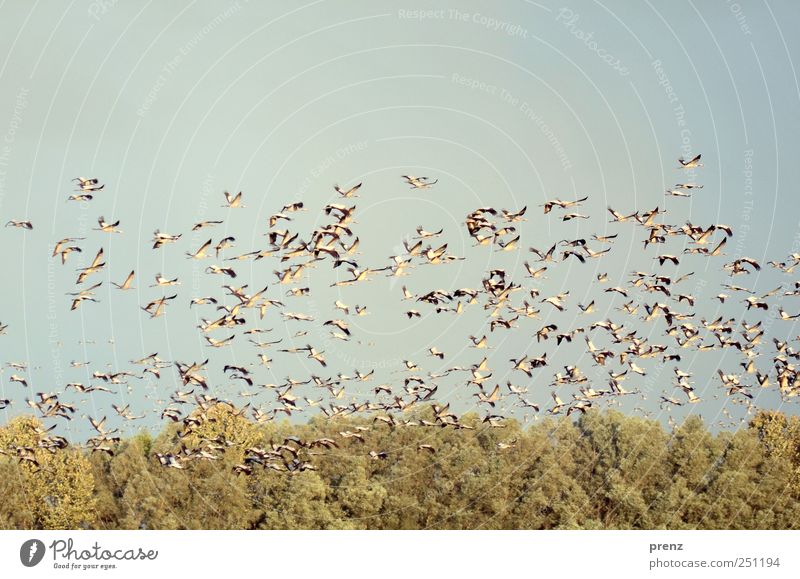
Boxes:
[749,410,800,494]
[173,403,263,461]
[1,409,800,529]
[0,416,96,529]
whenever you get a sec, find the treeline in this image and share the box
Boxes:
[1,406,799,529]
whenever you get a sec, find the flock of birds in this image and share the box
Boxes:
[2,155,800,474]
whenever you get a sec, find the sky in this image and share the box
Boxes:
[0,0,799,441]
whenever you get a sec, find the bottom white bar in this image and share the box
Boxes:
[1,530,796,578]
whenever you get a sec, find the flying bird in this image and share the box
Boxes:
[678,154,703,169]
[5,220,32,230]
[402,175,437,189]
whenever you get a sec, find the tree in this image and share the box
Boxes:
[749,410,800,495]
[572,411,671,529]
[0,416,96,529]
[4,406,800,530]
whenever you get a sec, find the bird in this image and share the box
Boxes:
[428,347,445,359]
[656,254,680,266]
[215,237,235,257]
[76,248,106,284]
[9,374,29,387]
[53,237,85,259]
[3,163,800,480]
[501,207,527,222]
[607,208,637,222]
[68,282,102,310]
[778,309,800,320]
[150,274,180,287]
[95,216,122,233]
[67,193,94,202]
[334,182,362,197]
[190,297,218,307]
[186,239,213,259]
[415,226,444,239]
[474,384,502,406]
[5,220,32,230]
[142,294,178,318]
[542,196,588,214]
[205,265,237,278]
[223,191,245,208]
[678,154,703,169]
[54,242,83,264]
[152,231,182,249]
[530,243,558,262]
[192,220,224,231]
[205,335,235,348]
[155,453,184,469]
[541,292,569,311]
[323,319,350,335]
[666,189,692,198]
[112,271,135,291]
[402,175,437,189]
[524,263,547,279]
[73,177,104,191]
[469,335,490,349]
[497,235,520,252]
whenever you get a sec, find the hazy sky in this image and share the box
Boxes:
[0,0,799,440]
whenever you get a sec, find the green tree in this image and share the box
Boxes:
[0,416,96,529]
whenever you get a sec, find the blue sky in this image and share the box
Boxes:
[0,1,799,440]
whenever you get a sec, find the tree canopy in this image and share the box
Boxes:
[1,407,799,530]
